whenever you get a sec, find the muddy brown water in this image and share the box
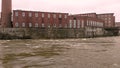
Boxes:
[0,36,120,68]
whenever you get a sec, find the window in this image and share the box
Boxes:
[22,23,25,27]
[15,12,18,16]
[105,18,107,20]
[65,15,67,19]
[59,14,62,18]
[109,21,111,23]
[15,22,19,27]
[73,20,76,28]
[52,24,56,28]
[81,20,84,28]
[22,12,25,17]
[53,14,56,18]
[59,24,62,28]
[42,23,45,27]
[87,20,89,26]
[29,13,32,17]
[42,13,44,18]
[109,18,111,20]
[29,23,32,27]
[69,20,72,28]
[48,14,50,18]
[48,24,50,28]
[65,24,67,28]
[35,23,38,27]
[77,20,80,28]
[35,13,38,17]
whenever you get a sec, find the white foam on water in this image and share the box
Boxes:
[113,63,119,67]
[82,38,87,41]
[25,44,31,46]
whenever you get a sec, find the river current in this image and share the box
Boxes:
[0,36,120,68]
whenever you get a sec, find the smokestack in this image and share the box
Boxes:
[1,0,12,27]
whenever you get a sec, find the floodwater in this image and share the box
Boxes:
[0,37,120,68]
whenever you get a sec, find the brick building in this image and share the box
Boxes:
[68,15,104,37]
[12,10,105,37]
[74,13,97,18]
[13,10,68,28]
[75,13,115,28]
[97,13,115,28]
[115,22,120,27]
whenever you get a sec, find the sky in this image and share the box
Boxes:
[0,0,120,22]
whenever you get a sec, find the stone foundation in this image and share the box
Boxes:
[0,28,86,39]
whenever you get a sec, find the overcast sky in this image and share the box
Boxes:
[0,0,120,22]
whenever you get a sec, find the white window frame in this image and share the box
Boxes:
[35,23,38,27]
[42,23,45,27]
[22,23,25,27]
[22,12,25,17]
[73,20,76,28]
[15,22,19,27]
[65,15,67,19]
[69,20,72,28]
[42,13,44,18]
[53,14,56,19]
[65,24,67,28]
[15,12,18,16]
[48,24,50,28]
[29,23,32,27]
[35,13,38,17]
[81,20,84,28]
[59,24,62,28]
[48,14,50,18]
[77,20,80,28]
[59,14,62,18]
[29,13,32,17]
[54,24,56,28]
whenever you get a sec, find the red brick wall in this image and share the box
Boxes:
[97,14,115,28]
[13,10,68,28]
[68,15,104,28]
[1,0,12,27]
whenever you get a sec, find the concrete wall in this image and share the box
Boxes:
[0,28,86,39]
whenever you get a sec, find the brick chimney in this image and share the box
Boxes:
[1,0,12,27]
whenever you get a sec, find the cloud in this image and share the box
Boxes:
[0,0,119,21]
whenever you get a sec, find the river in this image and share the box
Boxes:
[0,36,120,68]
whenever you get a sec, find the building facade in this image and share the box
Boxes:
[74,13,115,28]
[74,13,97,18]
[97,13,115,28]
[115,22,120,27]
[68,15,104,37]
[13,10,68,28]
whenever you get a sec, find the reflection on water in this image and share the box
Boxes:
[0,37,120,68]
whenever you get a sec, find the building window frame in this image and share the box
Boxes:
[35,23,39,27]
[65,15,67,19]
[22,12,25,17]
[29,23,32,27]
[35,13,38,17]
[59,14,62,18]
[48,14,50,18]
[69,20,72,28]
[42,23,45,27]
[53,14,56,19]
[15,12,18,16]
[22,22,25,27]
[29,13,32,17]
[77,20,80,28]
[42,13,44,18]
[15,22,19,27]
